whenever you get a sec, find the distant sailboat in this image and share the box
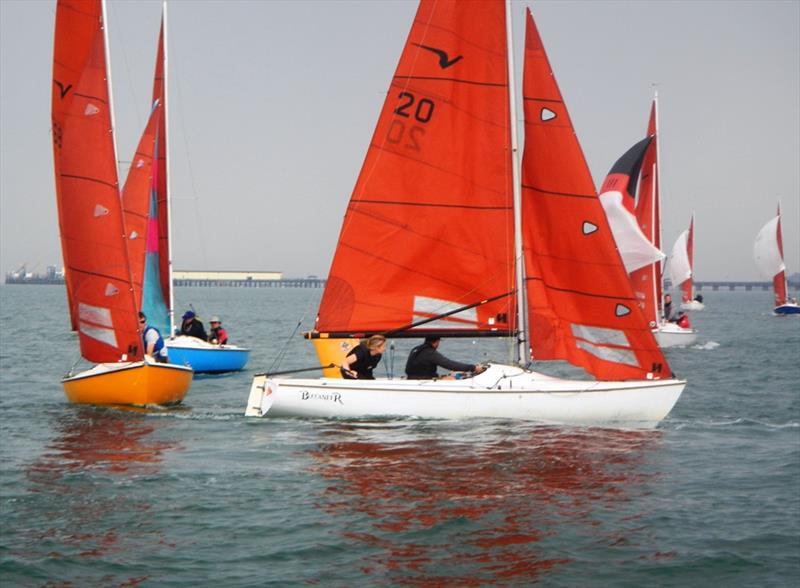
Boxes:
[140,3,250,373]
[600,95,697,347]
[671,213,705,310]
[246,0,685,427]
[754,204,799,315]
[52,0,192,405]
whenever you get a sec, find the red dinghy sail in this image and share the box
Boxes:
[121,102,163,311]
[520,8,671,380]
[681,215,695,303]
[52,0,143,363]
[773,205,788,306]
[631,101,662,322]
[314,0,516,338]
[151,16,171,312]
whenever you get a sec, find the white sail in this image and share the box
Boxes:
[669,229,692,288]
[599,190,666,273]
[754,215,785,279]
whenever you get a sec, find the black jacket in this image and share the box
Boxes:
[405,342,475,379]
[341,344,381,379]
[181,319,207,341]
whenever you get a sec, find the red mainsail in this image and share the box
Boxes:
[520,8,671,380]
[315,0,515,337]
[774,204,787,306]
[52,0,143,362]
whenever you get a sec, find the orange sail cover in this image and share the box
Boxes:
[52,0,143,363]
[315,0,516,337]
[520,9,671,380]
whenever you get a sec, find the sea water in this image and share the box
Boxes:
[1,285,798,587]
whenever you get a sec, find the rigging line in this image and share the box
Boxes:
[267,315,308,375]
[170,36,209,270]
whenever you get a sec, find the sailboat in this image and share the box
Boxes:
[600,96,697,348]
[52,0,192,405]
[671,214,705,310]
[245,0,686,427]
[138,3,250,373]
[754,205,799,315]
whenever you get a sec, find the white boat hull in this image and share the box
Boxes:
[680,300,705,311]
[654,322,698,347]
[245,364,685,428]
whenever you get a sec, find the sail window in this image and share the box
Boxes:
[78,302,114,327]
[540,107,557,121]
[84,104,100,116]
[79,322,118,348]
[571,324,630,347]
[575,340,638,368]
[93,204,109,217]
[412,295,479,329]
[582,221,598,235]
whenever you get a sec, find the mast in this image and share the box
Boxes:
[163,0,176,336]
[506,0,527,366]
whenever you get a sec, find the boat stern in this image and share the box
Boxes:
[245,375,275,417]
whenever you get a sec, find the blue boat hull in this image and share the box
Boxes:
[167,345,250,374]
[774,304,800,315]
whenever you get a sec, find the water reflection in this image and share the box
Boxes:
[21,407,181,585]
[308,422,662,585]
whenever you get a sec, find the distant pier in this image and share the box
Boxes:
[173,277,325,288]
[5,267,326,288]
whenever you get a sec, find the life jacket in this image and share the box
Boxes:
[143,325,166,357]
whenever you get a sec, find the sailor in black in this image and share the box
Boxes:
[341,335,387,379]
[405,336,486,379]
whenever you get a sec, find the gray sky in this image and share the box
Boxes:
[1,0,798,281]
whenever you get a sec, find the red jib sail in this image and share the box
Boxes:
[520,8,671,380]
[314,0,515,337]
[121,102,163,310]
[52,0,143,362]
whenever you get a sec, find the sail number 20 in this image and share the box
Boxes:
[387,92,435,152]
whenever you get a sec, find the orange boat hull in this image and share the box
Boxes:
[62,361,193,406]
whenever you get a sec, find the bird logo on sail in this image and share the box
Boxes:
[412,43,463,69]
